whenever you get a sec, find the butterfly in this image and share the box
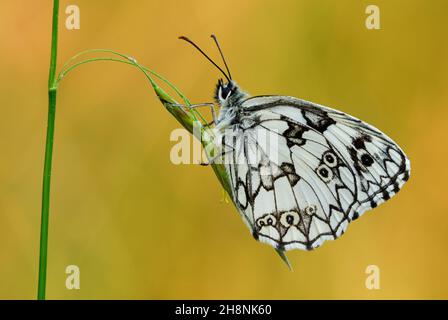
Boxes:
[179,35,410,252]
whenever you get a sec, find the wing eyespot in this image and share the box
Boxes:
[316,164,333,183]
[304,205,317,216]
[280,211,300,228]
[256,214,277,228]
[360,151,374,167]
[323,151,338,168]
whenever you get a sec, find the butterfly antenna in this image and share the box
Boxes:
[179,36,231,82]
[210,34,232,80]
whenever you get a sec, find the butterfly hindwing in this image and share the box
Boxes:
[219,95,410,251]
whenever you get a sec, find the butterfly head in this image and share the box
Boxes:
[214,79,246,108]
[215,79,236,104]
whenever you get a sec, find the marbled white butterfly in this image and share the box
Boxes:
[179,35,410,252]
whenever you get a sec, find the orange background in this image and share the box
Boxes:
[0,0,447,299]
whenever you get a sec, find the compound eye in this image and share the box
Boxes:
[220,84,233,100]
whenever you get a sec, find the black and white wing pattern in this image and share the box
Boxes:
[220,96,410,251]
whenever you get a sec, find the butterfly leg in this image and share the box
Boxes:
[169,103,217,125]
[200,149,234,166]
[200,140,236,166]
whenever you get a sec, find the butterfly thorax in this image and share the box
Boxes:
[214,80,248,129]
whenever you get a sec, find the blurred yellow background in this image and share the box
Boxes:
[0,0,447,299]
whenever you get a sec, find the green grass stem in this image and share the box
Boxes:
[38,0,59,300]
